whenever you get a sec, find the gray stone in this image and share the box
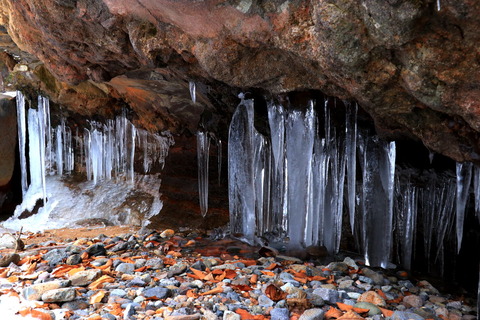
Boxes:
[41,288,76,302]
[85,243,107,257]
[143,287,170,300]
[43,249,67,266]
[168,263,188,277]
[22,280,71,301]
[354,302,381,316]
[338,279,354,290]
[66,254,82,265]
[110,289,128,298]
[223,310,241,320]
[111,242,129,252]
[116,263,135,274]
[91,258,109,267]
[326,262,349,273]
[358,275,374,284]
[403,294,424,308]
[124,303,136,320]
[343,257,358,270]
[62,300,89,310]
[312,288,339,304]
[134,258,147,269]
[69,269,101,286]
[128,277,147,287]
[270,308,289,320]
[361,268,384,285]
[258,294,274,307]
[308,294,324,307]
[146,258,164,270]
[389,311,425,320]
[298,308,324,320]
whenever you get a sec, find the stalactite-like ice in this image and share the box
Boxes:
[475,166,480,223]
[455,162,472,253]
[217,139,222,185]
[9,95,175,231]
[286,105,315,248]
[16,91,28,197]
[267,102,287,237]
[345,102,357,233]
[228,96,256,243]
[197,131,210,217]
[189,81,196,104]
[357,134,396,268]
[395,178,417,270]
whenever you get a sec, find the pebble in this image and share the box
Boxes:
[116,262,136,274]
[22,280,71,301]
[298,308,324,320]
[41,287,76,302]
[0,229,475,320]
[69,269,102,286]
[270,308,290,320]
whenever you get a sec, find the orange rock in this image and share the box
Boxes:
[337,310,364,320]
[357,291,386,307]
[325,307,343,319]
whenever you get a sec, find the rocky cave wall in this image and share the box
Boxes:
[1,0,480,223]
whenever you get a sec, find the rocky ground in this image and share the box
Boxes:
[0,225,477,320]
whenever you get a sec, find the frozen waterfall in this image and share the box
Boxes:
[7,93,174,231]
[227,95,479,270]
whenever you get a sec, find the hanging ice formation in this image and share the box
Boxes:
[197,131,210,217]
[228,95,480,270]
[228,97,389,257]
[9,92,174,231]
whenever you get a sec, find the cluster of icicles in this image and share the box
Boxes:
[197,95,480,272]
[13,91,174,217]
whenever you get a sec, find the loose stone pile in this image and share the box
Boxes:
[0,228,477,320]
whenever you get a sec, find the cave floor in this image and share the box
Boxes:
[0,225,477,319]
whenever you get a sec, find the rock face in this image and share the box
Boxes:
[0,96,16,187]
[0,0,480,162]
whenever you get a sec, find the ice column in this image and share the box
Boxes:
[345,102,357,233]
[228,97,256,242]
[475,166,480,223]
[189,81,196,104]
[285,103,315,248]
[16,91,28,197]
[197,131,210,217]
[253,131,272,236]
[455,162,472,253]
[267,102,287,237]
[395,180,418,270]
[359,134,396,268]
[27,108,47,203]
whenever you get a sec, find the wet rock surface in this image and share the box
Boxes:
[0,227,477,319]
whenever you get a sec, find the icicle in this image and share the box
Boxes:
[395,179,418,270]
[345,102,357,233]
[127,122,136,184]
[55,125,64,176]
[455,162,472,253]
[27,108,47,203]
[474,166,480,223]
[16,91,28,197]
[84,128,92,180]
[437,0,441,11]
[91,128,104,184]
[39,96,53,175]
[359,134,396,268]
[217,139,222,185]
[197,131,210,217]
[267,101,287,237]
[429,151,435,164]
[189,81,196,104]
[285,103,315,249]
[228,97,256,243]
